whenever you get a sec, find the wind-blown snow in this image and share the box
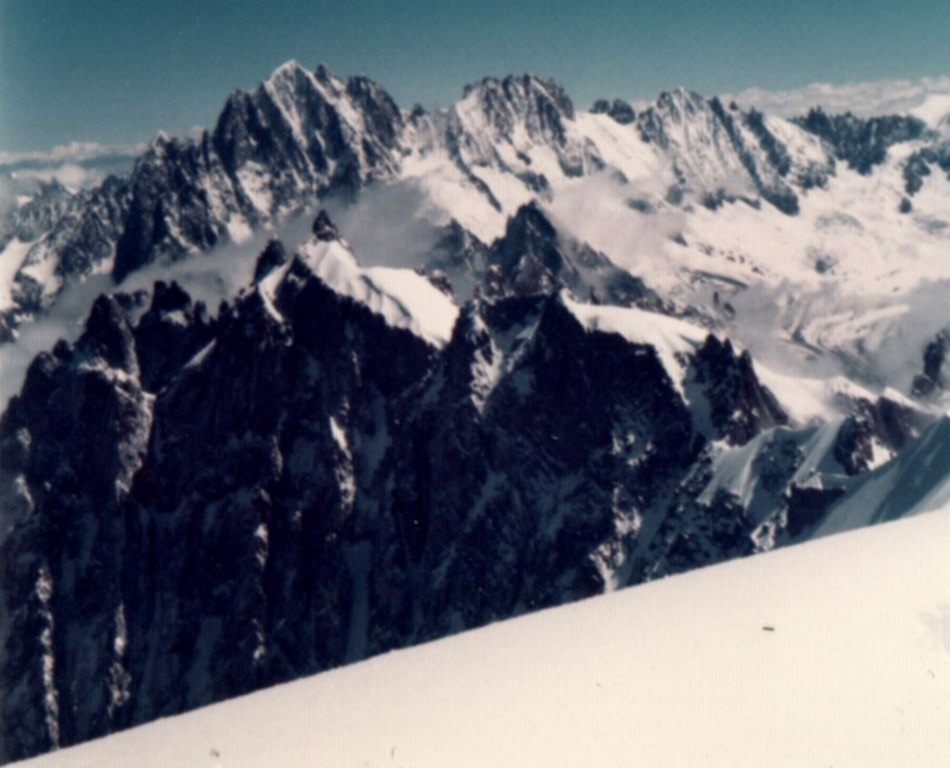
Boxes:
[17,505,950,768]
[751,366,878,425]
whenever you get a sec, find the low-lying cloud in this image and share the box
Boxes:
[0,141,144,218]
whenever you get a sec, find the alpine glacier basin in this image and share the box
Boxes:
[15,507,950,768]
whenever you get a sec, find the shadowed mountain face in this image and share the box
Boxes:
[3,210,938,761]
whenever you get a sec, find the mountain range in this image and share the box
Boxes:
[1,61,948,763]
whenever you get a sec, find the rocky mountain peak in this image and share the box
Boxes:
[462,74,573,112]
[312,209,340,241]
[485,203,565,297]
[345,75,405,143]
[591,98,636,124]
[455,74,576,150]
[636,88,721,148]
[653,88,708,118]
[1,179,75,245]
[266,58,309,84]
[497,201,557,257]
[483,203,661,307]
[688,334,788,445]
[254,238,290,282]
[2,214,946,762]
[75,294,139,375]
[148,280,192,314]
[313,62,338,86]
[792,108,931,174]
[133,281,214,393]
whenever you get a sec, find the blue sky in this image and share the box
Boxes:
[1,0,948,153]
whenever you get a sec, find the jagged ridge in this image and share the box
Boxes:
[1,214,940,762]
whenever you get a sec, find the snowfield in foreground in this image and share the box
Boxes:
[16,507,950,768]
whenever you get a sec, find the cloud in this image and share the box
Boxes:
[0,141,145,168]
[723,75,950,122]
[320,181,444,270]
[0,141,145,194]
[0,178,19,216]
[0,141,145,218]
[10,163,107,190]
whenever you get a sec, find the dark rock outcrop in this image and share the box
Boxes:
[592,99,636,124]
[484,203,663,308]
[0,233,804,761]
[253,239,289,283]
[132,281,215,393]
[793,108,929,174]
[911,330,948,399]
[687,334,789,445]
[0,296,151,757]
[903,143,950,195]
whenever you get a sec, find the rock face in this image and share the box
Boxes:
[113,63,406,283]
[450,74,598,182]
[687,334,789,445]
[1,62,409,333]
[0,178,131,339]
[385,295,700,630]
[591,98,637,124]
[1,217,845,762]
[427,203,664,308]
[485,203,662,307]
[0,296,152,757]
[792,108,930,174]
[902,143,950,195]
[634,91,832,214]
[0,181,75,246]
[911,330,948,399]
[132,281,216,392]
[252,239,289,283]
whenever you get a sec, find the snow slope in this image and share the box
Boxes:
[16,506,950,768]
[260,235,459,346]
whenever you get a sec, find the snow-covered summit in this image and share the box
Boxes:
[453,74,579,154]
[259,215,458,346]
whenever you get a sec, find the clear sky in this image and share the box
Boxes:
[2,0,948,153]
